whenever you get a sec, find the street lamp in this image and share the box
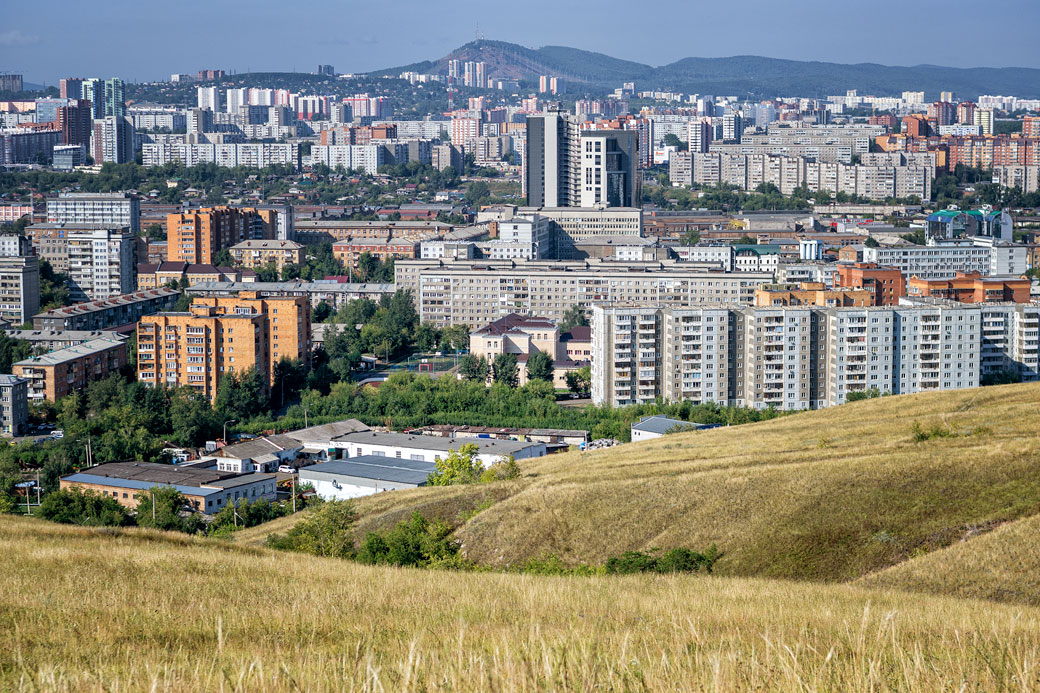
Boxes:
[223,419,237,443]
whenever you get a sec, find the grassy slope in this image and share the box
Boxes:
[242,383,1040,583]
[858,512,1040,607]
[3,516,1040,691]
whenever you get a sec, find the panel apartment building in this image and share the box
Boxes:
[66,227,137,301]
[0,255,40,324]
[395,258,773,327]
[46,193,140,234]
[13,338,128,401]
[862,239,1028,279]
[591,303,1039,410]
[137,292,311,402]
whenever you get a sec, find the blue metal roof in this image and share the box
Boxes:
[62,474,222,498]
[301,456,435,486]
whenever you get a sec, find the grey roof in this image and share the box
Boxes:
[13,338,124,367]
[61,473,226,498]
[0,374,26,386]
[4,329,129,343]
[284,419,370,443]
[338,430,541,455]
[631,415,707,435]
[187,281,394,294]
[216,434,303,460]
[300,456,435,486]
[206,473,277,489]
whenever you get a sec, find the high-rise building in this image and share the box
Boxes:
[928,101,956,127]
[66,228,137,302]
[524,111,581,207]
[973,108,994,136]
[956,101,977,125]
[687,118,713,153]
[166,206,271,265]
[91,116,135,163]
[0,375,29,437]
[578,130,641,207]
[35,98,69,124]
[58,99,92,147]
[317,64,335,77]
[0,74,24,92]
[940,91,954,103]
[137,293,310,402]
[47,193,140,234]
[722,113,744,142]
[197,86,221,111]
[59,78,85,100]
[226,87,248,115]
[0,255,40,324]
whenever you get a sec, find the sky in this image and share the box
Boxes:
[2,0,1038,85]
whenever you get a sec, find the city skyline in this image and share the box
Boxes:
[2,0,1039,85]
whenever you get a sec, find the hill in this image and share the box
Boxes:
[3,516,1040,690]
[858,512,1040,606]
[374,40,1040,99]
[241,382,1040,583]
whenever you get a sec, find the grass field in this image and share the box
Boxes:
[859,511,1040,607]
[3,517,1040,691]
[240,382,1040,582]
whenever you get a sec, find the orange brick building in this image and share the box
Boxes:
[137,292,310,402]
[166,206,274,264]
[834,263,906,306]
[13,338,128,401]
[907,272,1031,304]
[332,238,418,268]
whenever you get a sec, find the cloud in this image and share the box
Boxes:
[0,30,40,47]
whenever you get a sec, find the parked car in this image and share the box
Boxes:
[277,465,297,474]
[51,430,64,439]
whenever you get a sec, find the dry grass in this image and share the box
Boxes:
[240,383,1040,582]
[859,512,1040,607]
[3,516,1040,691]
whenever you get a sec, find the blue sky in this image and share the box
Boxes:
[2,0,1038,85]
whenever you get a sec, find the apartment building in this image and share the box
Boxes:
[395,258,773,327]
[167,206,271,264]
[0,255,40,324]
[907,272,1031,303]
[137,292,310,402]
[332,239,418,268]
[66,227,137,301]
[863,239,1027,279]
[136,262,250,290]
[0,375,28,436]
[13,338,128,401]
[755,283,872,307]
[141,142,300,169]
[292,220,453,245]
[46,193,140,234]
[32,288,180,331]
[2,329,128,351]
[186,280,395,310]
[591,303,1039,410]
[834,263,906,305]
[228,239,305,270]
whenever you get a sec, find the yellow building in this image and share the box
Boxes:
[229,240,305,270]
[137,292,311,402]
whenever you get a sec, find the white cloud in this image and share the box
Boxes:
[0,30,40,47]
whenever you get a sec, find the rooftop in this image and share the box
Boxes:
[230,240,304,250]
[33,288,179,319]
[338,430,542,455]
[187,281,394,293]
[632,415,712,435]
[13,338,124,367]
[4,329,129,342]
[472,313,557,337]
[301,456,435,486]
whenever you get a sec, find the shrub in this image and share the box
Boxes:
[267,500,357,558]
[38,488,133,527]
[605,546,721,575]
[355,512,461,568]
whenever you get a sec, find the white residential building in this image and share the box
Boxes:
[66,228,137,301]
[47,193,140,234]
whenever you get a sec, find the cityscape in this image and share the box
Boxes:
[2,5,1040,688]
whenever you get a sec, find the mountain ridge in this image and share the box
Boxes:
[372,40,1040,99]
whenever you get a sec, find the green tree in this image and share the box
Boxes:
[526,348,554,383]
[0,333,33,373]
[38,488,133,527]
[559,305,589,331]
[427,443,484,486]
[565,365,591,397]
[267,500,358,558]
[864,236,880,248]
[465,181,490,206]
[459,354,489,382]
[680,229,701,245]
[212,248,234,267]
[135,486,203,533]
[355,512,459,568]
[492,353,519,387]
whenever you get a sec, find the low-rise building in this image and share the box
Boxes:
[136,262,251,290]
[469,313,589,387]
[2,329,128,351]
[186,281,395,310]
[228,239,305,270]
[907,272,1031,304]
[204,434,304,474]
[300,457,435,500]
[0,374,29,436]
[59,461,277,512]
[630,415,715,441]
[755,283,872,307]
[293,219,453,245]
[322,430,546,465]
[32,288,180,331]
[834,263,906,305]
[331,238,418,268]
[13,338,128,401]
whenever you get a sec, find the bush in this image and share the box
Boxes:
[38,488,133,527]
[209,497,295,534]
[355,512,462,568]
[266,500,357,558]
[605,546,720,575]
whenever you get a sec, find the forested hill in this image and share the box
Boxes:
[375,40,1040,99]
